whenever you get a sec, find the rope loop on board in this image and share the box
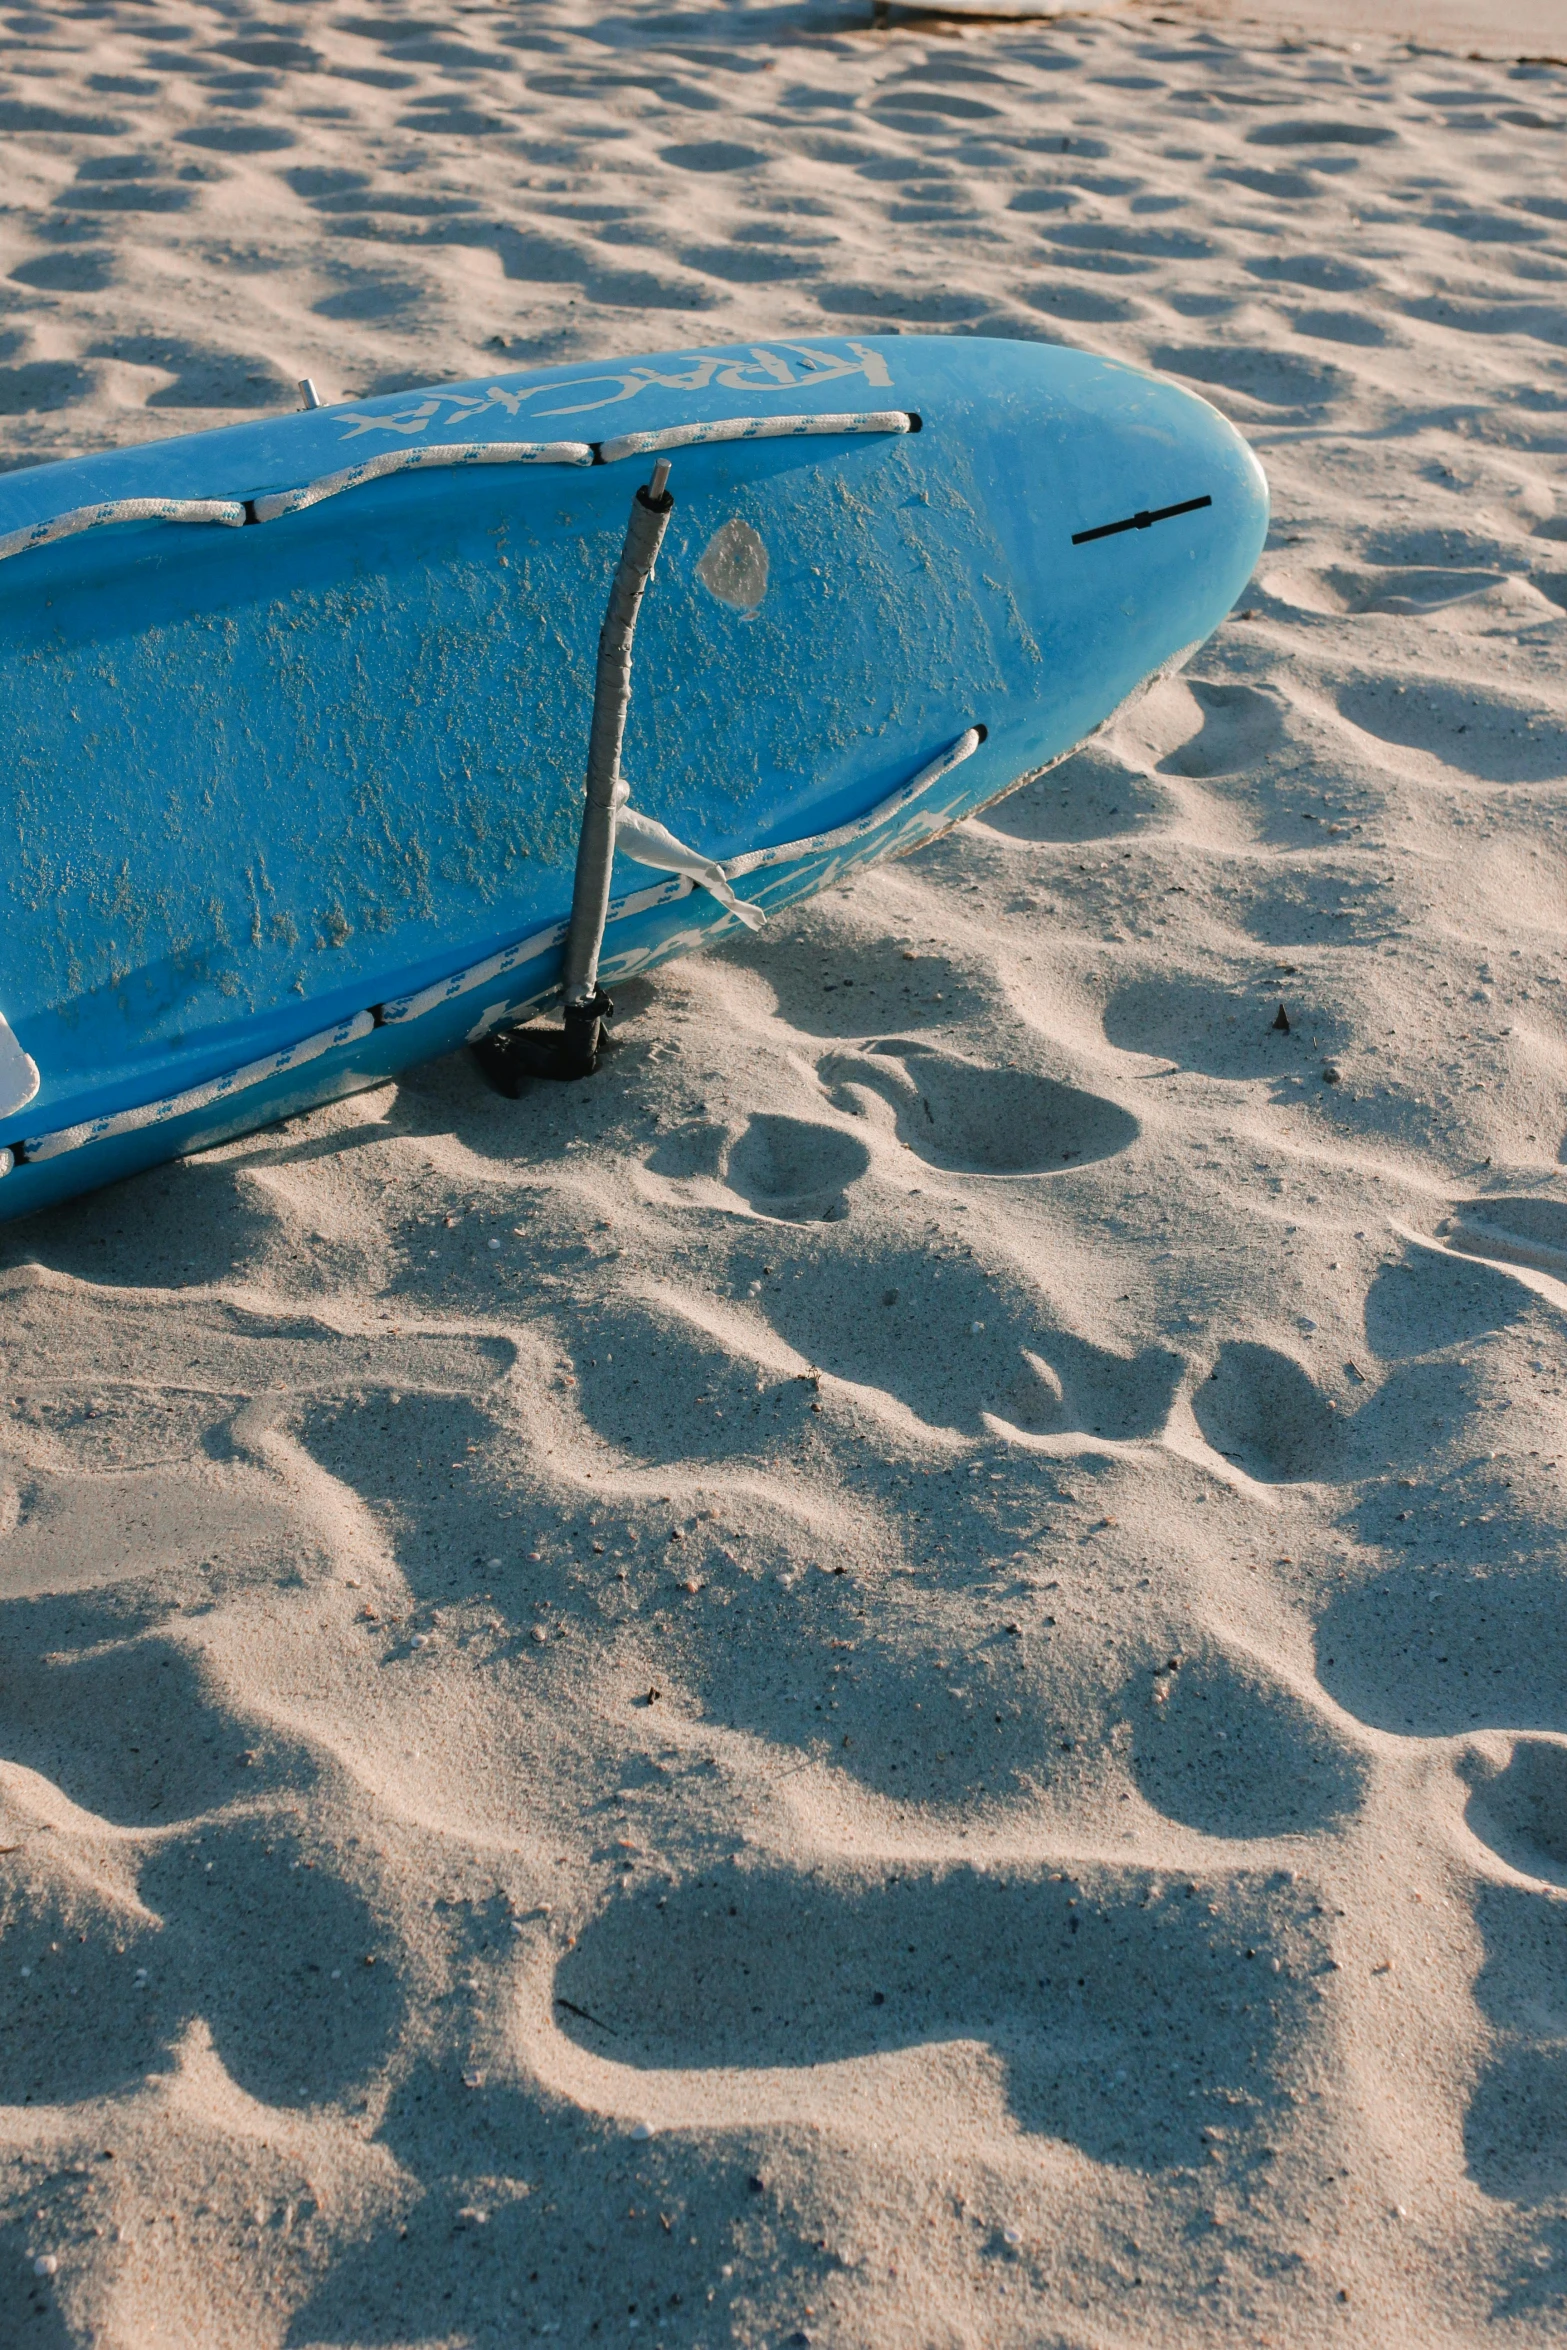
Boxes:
[0,495,249,567]
[598,410,914,466]
[248,438,595,523]
[0,411,916,569]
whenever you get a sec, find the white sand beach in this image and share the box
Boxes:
[3,2,1567,2343]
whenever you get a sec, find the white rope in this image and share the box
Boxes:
[0,495,248,568]
[0,412,912,568]
[5,729,979,1175]
[722,728,981,881]
[377,874,690,1029]
[602,729,979,927]
[599,411,912,466]
[249,438,593,523]
[22,1010,375,1165]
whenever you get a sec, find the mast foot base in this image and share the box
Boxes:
[470,990,613,1094]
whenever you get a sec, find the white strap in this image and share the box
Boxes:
[609,725,980,927]
[615,804,767,929]
[0,1010,38,1120]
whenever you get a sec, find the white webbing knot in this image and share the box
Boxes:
[614,802,767,930]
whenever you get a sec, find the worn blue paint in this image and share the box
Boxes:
[0,333,1266,1220]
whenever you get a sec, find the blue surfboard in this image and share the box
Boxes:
[0,333,1266,1220]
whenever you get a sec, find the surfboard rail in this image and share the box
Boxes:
[10,726,983,1174]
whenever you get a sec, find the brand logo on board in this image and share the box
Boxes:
[336,340,894,441]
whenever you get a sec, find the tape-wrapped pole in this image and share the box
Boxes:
[561,461,673,1013]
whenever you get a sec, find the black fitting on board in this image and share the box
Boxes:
[470,988,614,1094]
[1071,493,1211,548]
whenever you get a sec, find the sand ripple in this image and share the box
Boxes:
[4,2,1567,2338]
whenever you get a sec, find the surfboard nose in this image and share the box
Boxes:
[938,338,1269,765]
[1017,341,1269,706]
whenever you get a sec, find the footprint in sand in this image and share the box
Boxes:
[727,923,992,1040]
[754,1239,1179,1441]
[1125,676,1289,779]
[1362,523,1516,571]
[1192,1342,1343,1483]
[1463,1735,1567,1886]
[1218,163,1324,201]
[1460,1878,1567,2212]
[1125,1645,1368,1838]
[1327,566,1559,630]
[644,1117,729,1182]
[552,1861,1329,2166]
[1287,306,1393,348]
[1037,219,1215,267]
[1150,341,1350,421]
[819,1040,1137,1176]
[1361,1243,1531,1360]
[9,246,118,293]
[1244,116,1399,148]
[975,739,1167,844]
[1335,677,1567,784]
[0,1608,295,1827]
[659,139,768,174]
[1457,1764,1567,2221]
[1245,251,1383,294]
[1400,292,1567,348]
[1102,973,1345,1077]
[559,1297,813,1467]
[1316,1549,1567,1739]
[564,1249,1178,1454]
[0,1808,399,2110]
[1021,279,1146,325]
[87,331,296,408]
[723,1112,870,1222]
[689,1585,1064,1810]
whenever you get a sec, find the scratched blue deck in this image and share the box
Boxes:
[0,333,1266,1219]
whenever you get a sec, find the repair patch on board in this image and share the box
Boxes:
[697,518,769,611]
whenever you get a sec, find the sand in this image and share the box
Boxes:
[3,1,1567,2343]
[909,0,1567,60]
